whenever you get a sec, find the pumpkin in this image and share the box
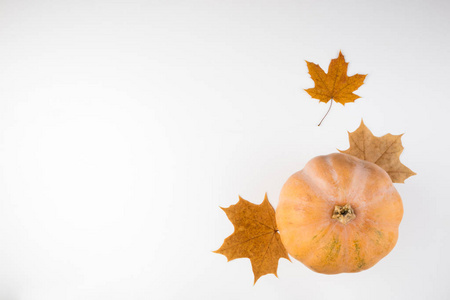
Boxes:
[275,153,403,274]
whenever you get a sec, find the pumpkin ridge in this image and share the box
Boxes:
[340,226,350,272]
[324,155,342,198]
[346,158,370,203]
[356,185,397,211]
[299,170,335,205]
[302,222,339,269]
[364,216,401,227]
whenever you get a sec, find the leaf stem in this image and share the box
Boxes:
[318,99,333,126]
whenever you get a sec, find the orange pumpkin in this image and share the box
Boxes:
[276,153,403,274]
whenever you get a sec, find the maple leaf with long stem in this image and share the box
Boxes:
[339,120,416,183]
[305,51,367,125]
[214,194,290,284]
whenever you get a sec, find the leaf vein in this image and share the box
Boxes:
[373,137,400,164]
[218,232,274,252]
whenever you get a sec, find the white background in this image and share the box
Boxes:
[0,0,449,299]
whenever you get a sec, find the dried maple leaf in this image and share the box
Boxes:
[214,194,290,284]
[305,51,367,125]
[339,120,416,183]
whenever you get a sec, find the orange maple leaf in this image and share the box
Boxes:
[214,194,290,284]
[305,51,367,125]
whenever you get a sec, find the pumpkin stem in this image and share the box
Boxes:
[332,204,356,225]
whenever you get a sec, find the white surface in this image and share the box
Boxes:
[0,0,449,299]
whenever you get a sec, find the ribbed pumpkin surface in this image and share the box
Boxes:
[276,153,403,274]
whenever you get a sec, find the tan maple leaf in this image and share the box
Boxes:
[305,51,367,125]
[339,120,416,183]
[214,194,290,284]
